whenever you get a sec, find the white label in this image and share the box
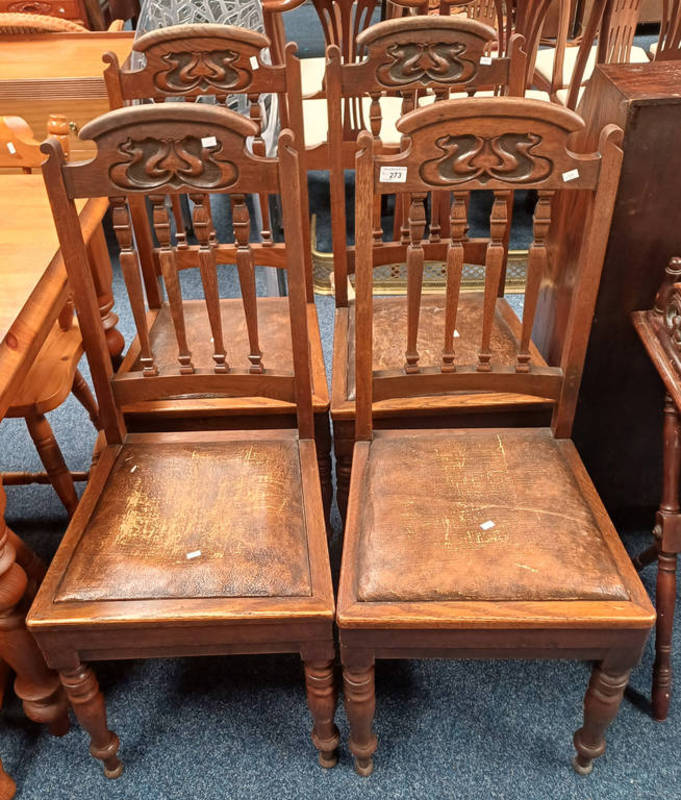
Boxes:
[562,168,579,182]
[480,56,493,65]
[201,136,217,148]
[453,329,460,339]
[250,56,259,70]
[379,166,407,183]
[186,550,202,560]
[130,465,137,473]
[6,141,16,154]
[480,520,495,531]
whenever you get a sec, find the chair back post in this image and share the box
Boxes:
[551,122,623,436]
[352,98,623,441]
[354,130,376,442]
[41,138,125,444]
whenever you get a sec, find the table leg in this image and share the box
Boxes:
[87,224,124,369]
[0,484,69,737]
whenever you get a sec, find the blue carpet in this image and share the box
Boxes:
[2,14,677,800]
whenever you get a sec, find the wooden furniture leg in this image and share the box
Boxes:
[342,659,377,777]
[0,758,15,800]
[59,663,122,779]
[652,393,681,720]
[0,489,69,737]
[71,370,101,430]
[303,660,340,768]
[24,413,78,517]
[573,663,632,775]
[86,225,124,368]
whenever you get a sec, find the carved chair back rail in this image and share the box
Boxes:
[352,97,624,440]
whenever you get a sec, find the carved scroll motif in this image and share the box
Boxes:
[154,50,252,93]
[109,137,238,191]
[420,133,553,186]
[377,42,478,86]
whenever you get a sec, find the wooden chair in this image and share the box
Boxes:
[102,25,333,519]
[27,102,337,776]
[0,115,101,516]
[337,97,655,776]
[650,0,681,59]
[533,0,649,107]
[631,256,681,721]
[324,16,553,515]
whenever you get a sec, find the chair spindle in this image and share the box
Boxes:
[111,198,157,377]
[404,191,427,374]
[441,192,468,373]
[478,189,510,372]
[151,194,193,374]
[232,194,264,374]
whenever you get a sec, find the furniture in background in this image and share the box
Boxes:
[631,257,681,721]
[0,4,90,26]
[0,25,131,366]
[0,115,101,516]
[101,23,333,520]
[28,103,337,777]
[323,15,551,516]
[544,62,681,521]
[336,97,655,777]
[650,0,681,59]
[533,0,649,106]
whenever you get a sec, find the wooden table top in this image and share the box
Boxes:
[0,173,107,418]
[0,31,133,82]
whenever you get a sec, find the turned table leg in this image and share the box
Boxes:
[0,486,69,737]
[303,659,339,768]
[652,394,681,721]
[343,660,377,776]
[573,663,631,775]
[87,225,124,369]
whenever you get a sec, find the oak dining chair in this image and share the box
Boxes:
[337,97,655,777]
[0,115,101,516]
[27,103,337,777]
[102,24,333,519]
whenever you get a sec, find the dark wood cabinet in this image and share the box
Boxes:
[554,63,681,518]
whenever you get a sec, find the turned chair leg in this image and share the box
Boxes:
[573,663,631,776]
[59,663,122,779]
[303,660,340,768]
[71,370,101,430]
[653,551,677,720]
[25,413,78,517]
[343,663,377,777]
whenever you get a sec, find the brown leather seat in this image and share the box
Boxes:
[354,427,629,604]
[56,434,313,605]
